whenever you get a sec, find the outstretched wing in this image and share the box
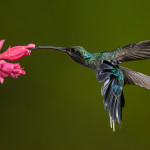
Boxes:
[97,61,125,131]
[111,40,150,64]
[121,67,150,89]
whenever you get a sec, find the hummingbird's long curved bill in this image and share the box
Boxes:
[30,46,66,52]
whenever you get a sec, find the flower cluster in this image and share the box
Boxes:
[0,40,35,84]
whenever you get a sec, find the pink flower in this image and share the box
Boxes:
[0,40,35,61]
[0,40,35,84]
[0,60,25,84]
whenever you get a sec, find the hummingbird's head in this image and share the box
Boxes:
[32,46,92,67]
[65,46,92,65]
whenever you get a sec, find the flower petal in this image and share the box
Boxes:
[0,61,25,82]
[0,43,35,61]
[0,40,5,51]
[0,76,4,84]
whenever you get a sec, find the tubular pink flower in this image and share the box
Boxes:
[0,60,25,84]
[0,41,35,61]
[0,40,35,84]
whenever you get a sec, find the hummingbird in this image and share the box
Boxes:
[32,40,150,131]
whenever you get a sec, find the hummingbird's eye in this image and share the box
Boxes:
[70,48,76,53]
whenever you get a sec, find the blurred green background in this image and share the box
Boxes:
[0,0,150,150]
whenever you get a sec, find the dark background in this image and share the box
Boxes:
[0,0,150,150]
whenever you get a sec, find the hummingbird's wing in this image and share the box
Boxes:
[121,67,150,89]
[111,40,150,64]
[97,60,125,131]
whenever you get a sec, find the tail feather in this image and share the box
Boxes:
[116,92,124,124]
[98,61,125,131]
[103,78,114,110]
[109,95,117,121]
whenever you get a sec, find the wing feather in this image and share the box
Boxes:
[121,66,150,89]
[111,40,150,63]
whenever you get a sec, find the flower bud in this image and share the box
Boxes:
[0,60,25,84]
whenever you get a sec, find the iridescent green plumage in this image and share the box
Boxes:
[32,40,150,131]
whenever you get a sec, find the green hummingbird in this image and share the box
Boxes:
[32,40,150,131]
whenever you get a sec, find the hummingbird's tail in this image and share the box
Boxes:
[121,66,150,89]
[98,61,150,131]
[97,61,125,131]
